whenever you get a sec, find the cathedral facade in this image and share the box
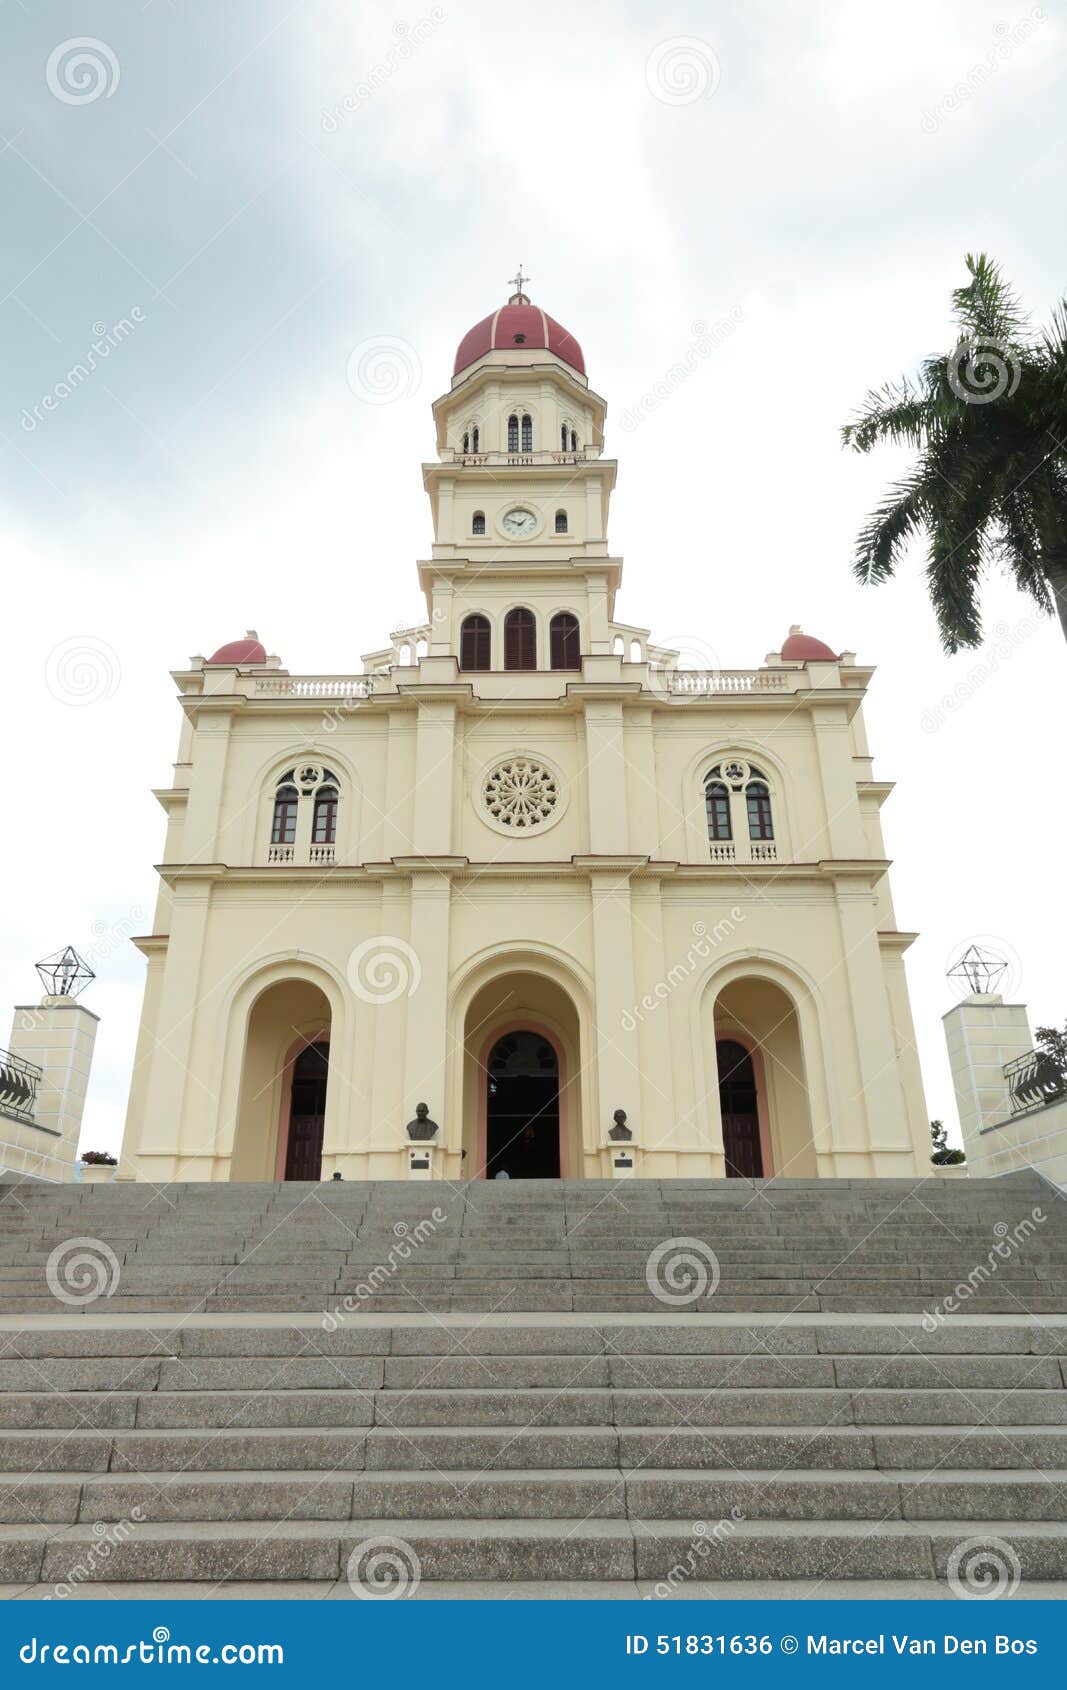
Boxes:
[119,287,929,1184]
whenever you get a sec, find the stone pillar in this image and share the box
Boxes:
[583,698,628,852]
[943,993,1034,1150]
[3,997,99,1182]
[401,869,453,1158]
[587,867,641,1168]
[411,699,457,855]
[811,701,866,858]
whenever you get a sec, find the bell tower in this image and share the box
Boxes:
[420,276,621,663]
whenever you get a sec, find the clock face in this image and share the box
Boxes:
[502,507,538,538]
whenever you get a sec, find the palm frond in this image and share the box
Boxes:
[951,252,1029,348]
[851,478,928,584]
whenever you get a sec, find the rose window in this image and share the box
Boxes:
[482,757,560,830]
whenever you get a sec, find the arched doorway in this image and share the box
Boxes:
[710,974,817,1178]
[485,1030,561,1179]
[283,1040,330,1181]
[458,967,583,1177]
[716,1038,763,1178]
[230,978,333,1181]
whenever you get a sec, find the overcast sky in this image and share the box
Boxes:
[1,0,1063,1158]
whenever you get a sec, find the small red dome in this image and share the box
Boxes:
[454,295,585,377]
[206,632,267,666]
[780,626,839,662]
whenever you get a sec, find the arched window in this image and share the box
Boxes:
[704,771,732,841]
[570,429,577,451]
[507,414,519,451]
[560,424,568,450]
[554,509,568,534]
[462,431,469,453]
[521,414,533,452]
[313,784,338,844]
[746,778,774,840]
[460,613,491,671]
[471,425,479,452]
[271,780,298,845]
[472,510,486,536]
[504,606,537,671]
[549,612,580,671]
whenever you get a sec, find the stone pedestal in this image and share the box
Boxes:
[943,992,1033,1145]
[1,997,99,1182]
[407,1142,437,1179]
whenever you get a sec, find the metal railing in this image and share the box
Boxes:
[1004,1049,1067,1117]
[0,1048,42,1125]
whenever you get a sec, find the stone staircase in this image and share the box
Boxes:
[0,1173,1065,1313]
[1,1173,1065,1597]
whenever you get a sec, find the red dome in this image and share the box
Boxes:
[454,295,585,377]
[206,632,267,666]
[781,626,839,662]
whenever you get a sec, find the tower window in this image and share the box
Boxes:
[507,414,519,451]
[549,612,580,671]
[561,424,568,450]
[746,780,774,841]
[570,429,577,451]
[271,782,299,845]
[312,785,338,844]
[471,425,479,452]
[521,414,533,452]
[554,509,568,534]
[704,777,732,841]
[462,431,469,454]
[472,510,486,536]
[504,606,537,671]
[460,613,491,672]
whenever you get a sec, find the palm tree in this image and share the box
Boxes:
[841,254,1067,651]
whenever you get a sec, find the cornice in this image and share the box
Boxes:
[152,855,892,890]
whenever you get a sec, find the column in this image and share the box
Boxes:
[588,868,641,1162]
[811,702,866,858]
[411,699,457,856]
[401,870,453,1166]
[583,697,628,852]
[180,712,233,864]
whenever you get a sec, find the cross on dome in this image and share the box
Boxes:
[507,264,531,304]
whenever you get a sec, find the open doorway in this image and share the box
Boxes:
[283,1040,330,1180]
[484,1030,560,1179]
[716,1037,764,1178]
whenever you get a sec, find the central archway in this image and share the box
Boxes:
[484,1029,561,1180]
[460,967,583,1178]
